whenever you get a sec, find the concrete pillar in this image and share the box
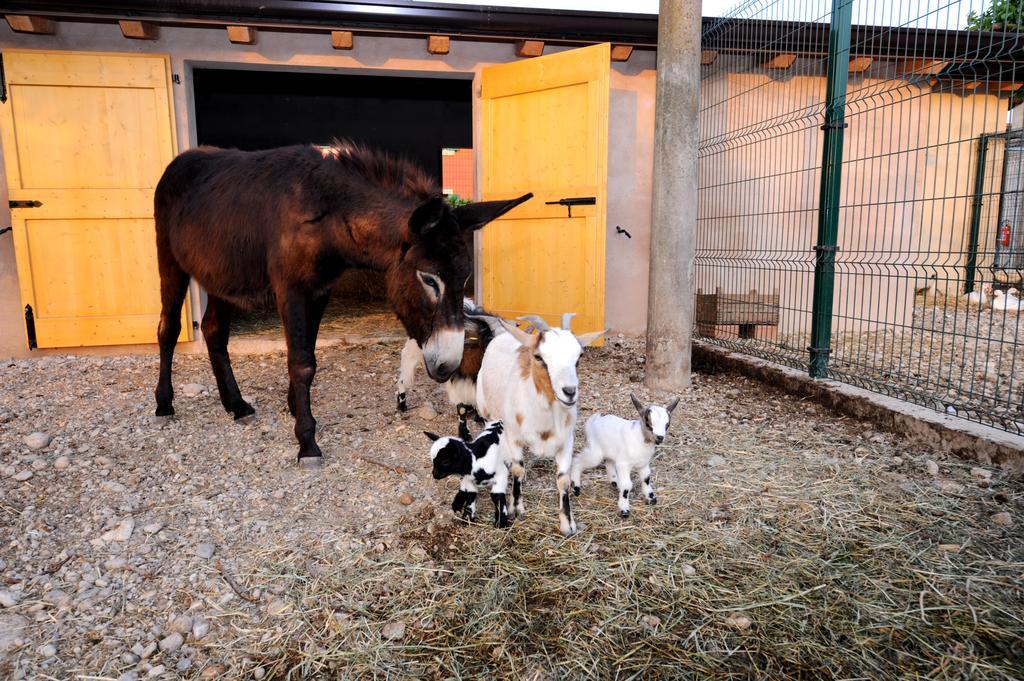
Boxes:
[644,0,700,391]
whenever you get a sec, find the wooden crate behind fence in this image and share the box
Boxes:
[696,288,780,340]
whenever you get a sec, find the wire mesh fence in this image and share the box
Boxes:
[697,0,1024,434]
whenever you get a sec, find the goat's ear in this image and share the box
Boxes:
[499,318,538,348]
[409,196,447,236]
[423,431,441,442]
[453,193,533,232]
[666,397,680,414]
[630,393,646,417]
[576,328,607,348]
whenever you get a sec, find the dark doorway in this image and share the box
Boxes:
[191,67,474,338]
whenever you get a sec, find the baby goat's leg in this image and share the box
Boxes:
[452,477,479,521]
[490,465,510,528]
[504,440,527,520]
[396,338,421,412]
[615,461,633,518]
[639,464,657,505]
[605,463,618,489]
[570,445,601,496]
[555,438,577,537]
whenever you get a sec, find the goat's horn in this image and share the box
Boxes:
[516,315,551,331]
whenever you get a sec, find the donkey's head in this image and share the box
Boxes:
[389,193,532,382]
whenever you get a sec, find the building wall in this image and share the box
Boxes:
[441,148,475,199]
[0,21,658,357]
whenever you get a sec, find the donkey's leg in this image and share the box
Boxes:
[154,259,190,418]
[201,295,254,421]
[287,293,330,418]
[278,291,323,466]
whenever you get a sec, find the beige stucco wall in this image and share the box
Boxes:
[0,21,657,357]
[698,56,1007,337]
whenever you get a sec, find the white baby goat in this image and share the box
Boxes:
[572,394,679,517]
[475,316,605,537]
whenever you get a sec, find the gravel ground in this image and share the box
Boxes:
[1,337,1022,679]
[707,300,1024,433]
[829,302,1024,432]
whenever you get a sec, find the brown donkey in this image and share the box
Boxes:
[154,141,531,467]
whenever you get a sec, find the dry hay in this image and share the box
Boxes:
[191,366,1024,679]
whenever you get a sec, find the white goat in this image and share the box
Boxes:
[475,316,605,537]
[396,298,500,421]
[571,394,679,517]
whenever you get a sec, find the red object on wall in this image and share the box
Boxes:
[1000,222,1012,247]
[441,148,474,199]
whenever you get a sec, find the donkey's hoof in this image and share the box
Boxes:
[397,393,408,412]
[572,485,581,496]
[297,456,323,470]
[155,405,175,418]
[235,414,257,425]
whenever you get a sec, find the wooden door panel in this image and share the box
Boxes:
[0,49,187,348]
[13,86,165,189]
[480,43,609,337]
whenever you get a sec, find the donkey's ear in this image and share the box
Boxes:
[498,318,539,348]
[453,193,533,231]
[630,393,646,417]
[409,197,448,236]
[424,431,441,442]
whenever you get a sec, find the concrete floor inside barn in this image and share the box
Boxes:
[0,337,1021,678]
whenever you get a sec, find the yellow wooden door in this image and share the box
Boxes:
[479,43,609,336]
[0,49,189,348]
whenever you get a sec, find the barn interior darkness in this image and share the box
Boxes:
[192,68,473,337]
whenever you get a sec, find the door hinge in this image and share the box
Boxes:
[0,226,10,236]
[9,200,42,208]
[172,73,181,85]
[24,304,37,350]
[0,52,6,104]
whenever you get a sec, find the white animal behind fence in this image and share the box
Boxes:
[572,394,679,518]
[475,315,605,537]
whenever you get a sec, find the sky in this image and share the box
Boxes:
[417,0,989,29]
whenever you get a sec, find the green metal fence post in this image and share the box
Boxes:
[965,134,991,294]
[808,0,853,378]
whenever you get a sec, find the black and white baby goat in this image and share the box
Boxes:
[425,420,510,527]
[571,394,679,517]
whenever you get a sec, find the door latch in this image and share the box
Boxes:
[9,200,42,208]
[545,196,595,218]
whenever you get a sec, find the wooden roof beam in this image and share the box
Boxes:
[899,58,946,76]
[848,56,873,73]
[226,25,256,44]
[427,35,449,54]
[515,40,544,58]
[331,30,353,50]
[610,44,633,62]
[119,20,158,40]
[763,53,797,69]
[5,15,55,34]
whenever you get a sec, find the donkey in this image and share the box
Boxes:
[153,140,531,467]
